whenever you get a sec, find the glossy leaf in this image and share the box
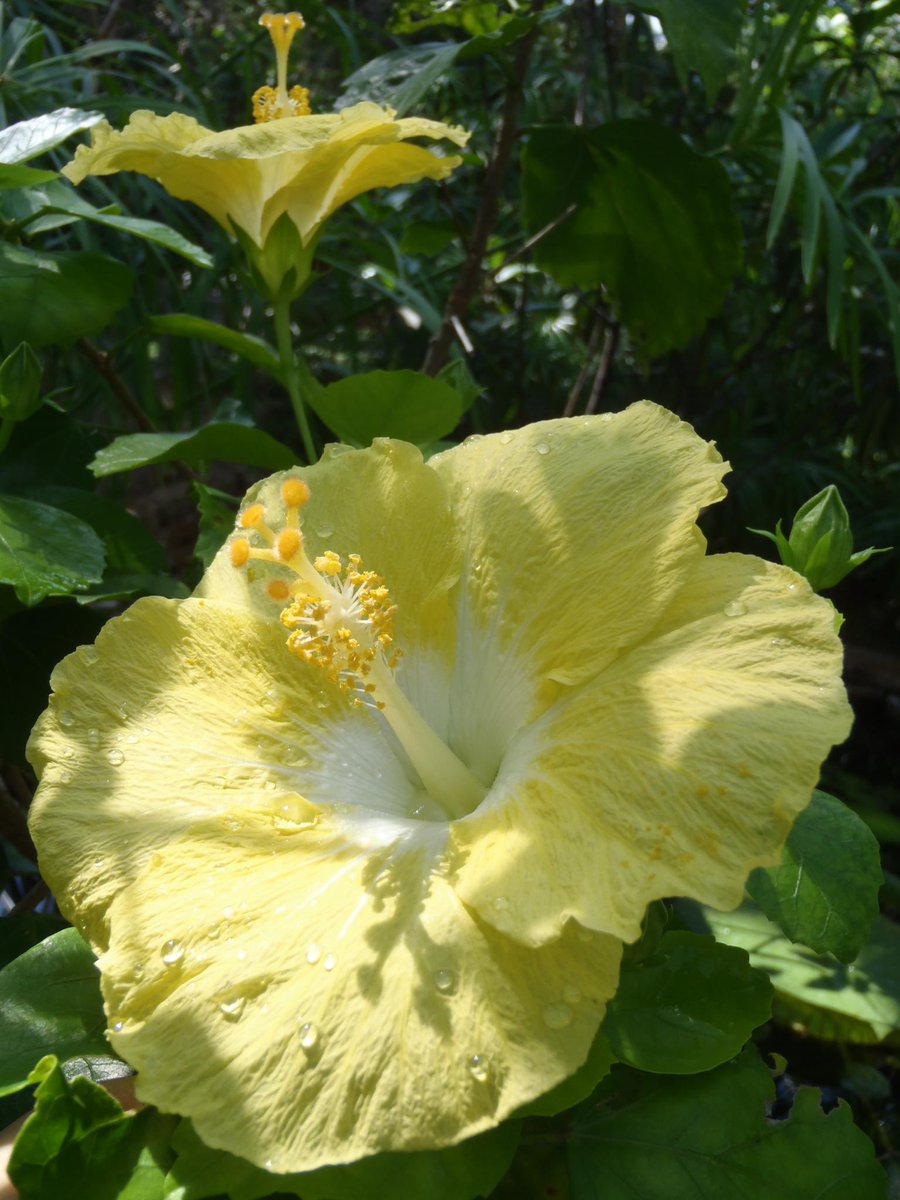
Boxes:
[0,244,132,351]
[0,930,109,1097]
[0,494,105,605]
[563,1049,885,1200]
[309,369,465,445]
[521,121,741,356]
[146,314,281,379]
[89,424,297,477]
[0,108,102,165]
[165,1116,521,1200]
[747,790,882,961]
[603,931,772,1073]
[702,903,900,1043]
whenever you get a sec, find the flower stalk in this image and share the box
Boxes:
[272,297,317,463]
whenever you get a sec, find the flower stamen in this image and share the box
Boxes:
[253,12,312,123]
[228,480,485,819]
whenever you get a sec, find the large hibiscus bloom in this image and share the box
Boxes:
[27,403,851,1172]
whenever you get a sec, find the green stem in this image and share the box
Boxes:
[273,297,317,464]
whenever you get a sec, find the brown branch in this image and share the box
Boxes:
[563,309,604,418]
[77,339,156,433]
[584,322,620,414]
[0,769,36,866]
[421,20,544,377]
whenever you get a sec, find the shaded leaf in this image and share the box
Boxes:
[89,424,297,477]
[147,314,281,379]
[0,494,105,605]
[0,930,109,1097]
[747,790,882,961]
[309,369,465,445]
[603,931,772,1073]
[193,482,239,570]
[521,121,741,356]
[0,163,57,189]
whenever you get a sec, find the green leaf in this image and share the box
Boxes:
[603,931,772,1073]
[29,486,165,575]
[0,108,102,164]
[45,204,213,269]
[614,0,746,101]
[89,424,297,478]
[700,903,900,1043]
[0,930,109,1098]
[562,1048,885,1200]
[747,790,882,961]
[521,121,741,356]
[193,482,239,570]
[165,1116,521,1200]
[8,1056,175,1200]
[0,914,67,970]
[0,243,132,351]
[338,43,464,116]
[146,314,282,379]
[0,163,58,189]
[309,370,465,446]
[0,342,42,423]
[0,493,105,604]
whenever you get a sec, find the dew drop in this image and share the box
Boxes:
[322,953,337,972]
[542,1003,574,1029]
[723,600,747,618]
[787,583,797,591]
[315,526,334,539]
[280,745,310,768]
[126,734,139,744]
[219,996,246,1021]
[62,746,74,759]
[600,412,614,422]
[106,748,125,766]
[434,968,455,993]
[562,984,582,1005]
[499,432,513,445]
[112,1021,123,1033]
[83,647,99,665]
[161,939,184,966]
[223,906,234,919]
[492,896,509,913]
[536,442,550,456]
[298,1022,319,1051]
[58,709,75,727]
[306,943,322,965]
[60,769,73,784]
[468,1054,489,1082]
[87,728,100,747]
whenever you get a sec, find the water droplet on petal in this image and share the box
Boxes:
[306,943,322,965]
[536,442,550,456]
[112,1021,123,1033]
[543,1003,574,1029]
[562,984,582,1005]
[499,432,513,445]
[219,996,246,1021]
[87,728,100,747]
[322,953,337,972]
[315,526,334,539]
[434,969,455,994]
[468,1054,489,1082]
[59,709,75,727]
[106,748,125,766]
[161,939,184,966]
[298,1022,319,1051]
[492,896,509,913]
[60,769,73,784]
[723,600,747,618]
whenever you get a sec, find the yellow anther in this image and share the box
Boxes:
[230,538,251,568]
[276,528,302,561]
[239,504,267,530]
[314,551,342,577]
[267,579,292,602]
[281,478,310,509]
[254,12,311,122]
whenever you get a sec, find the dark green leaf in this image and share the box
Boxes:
[89,424,297,477]
[747,790,882,961]
[338,43,463,116]
[0,493,105,605]
[701,903,900,1043]
[46,205,213,268]
[0,163,58,189]
[563,1048,885,1200]
[309,370,465,445]
[0,914,67,970]
[521,121,741,356]
[29,486,165,576]
[8,1056,175,1200]
[603,931,772,1073]
[146,314,281,379]
[0,342,42,423]
[0,929,109,1097]
[0,108,102,165]
[0,244,132,351]
[193,482,239,570]
[165,1116,520,1200]
[0,407,99,494]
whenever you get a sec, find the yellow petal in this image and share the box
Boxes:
[27,595,427,946]
[430,402,729,694]
[451,554,852,945]
[99,805,621,1171]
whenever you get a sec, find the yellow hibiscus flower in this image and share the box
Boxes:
[60,12,468,287]
[26,403,851,1173]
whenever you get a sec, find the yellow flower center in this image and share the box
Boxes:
[252,12,312,123]
[229,479,486,821]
